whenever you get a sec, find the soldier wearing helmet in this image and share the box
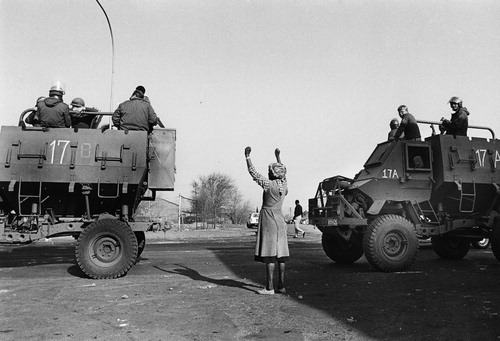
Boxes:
[37,81,71,128]
[393,105,421,141]
[439,96,469,136]
[387,118,401,141]
[70,97,100,129]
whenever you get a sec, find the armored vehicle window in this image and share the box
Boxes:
[405,144,431,171]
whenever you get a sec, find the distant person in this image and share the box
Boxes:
[439,96,469,136]
[293,200,305,238]
[394,105,421,141]
[70,97,99,129]
[37,81,71,128]
[112,85,158,132]
[245,146,289,295]
[25,96,46,126]
[387,118,401,141]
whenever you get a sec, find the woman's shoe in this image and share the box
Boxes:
[257,288,275,295]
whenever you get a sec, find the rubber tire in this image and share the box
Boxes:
[76,219,138,279]
[135,231,146,258]
[471,238,490,249]
[363,214,419,272]
[431,235,470,259]
[321,232,363,264]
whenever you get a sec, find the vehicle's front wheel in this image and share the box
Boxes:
[321,232,363,264]
[363,215,419,272]
[76,219,138,279]
[431,235,470,259]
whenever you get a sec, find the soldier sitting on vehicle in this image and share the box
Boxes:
[25,96,46,127]
[70,97,100,129]
[112,85,158,132]
[37,81,71,128]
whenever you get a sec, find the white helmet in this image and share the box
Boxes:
[49,80,66,95]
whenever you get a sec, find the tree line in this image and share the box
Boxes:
[191,172,252,227]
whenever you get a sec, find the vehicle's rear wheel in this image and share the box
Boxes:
[321,232,363,264]
[363,214,419,272]
[135,231,146,258]
[76,219,138,279]
[471,238,490,249]
[431,235,470,259]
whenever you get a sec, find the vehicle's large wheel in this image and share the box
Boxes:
[76,219,138,279]
[321,232,363,264]
[431,235,470,259]
[363,214,419,272]
[135,231,146,258]
[471,238,490,249]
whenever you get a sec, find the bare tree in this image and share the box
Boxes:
[226,190,252,224]
[191,172,239,228]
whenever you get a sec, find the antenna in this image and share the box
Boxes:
[96,0,115,116]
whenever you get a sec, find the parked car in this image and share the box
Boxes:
[247,213,259,229]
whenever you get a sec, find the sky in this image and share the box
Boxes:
[1,0,500,215]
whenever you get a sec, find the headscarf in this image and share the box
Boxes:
[269,163,287,195]
[269,163,286,179]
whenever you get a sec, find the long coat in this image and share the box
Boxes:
[247,164,289,263]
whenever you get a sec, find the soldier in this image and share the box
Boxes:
[37,81,71,128]
[440,96,469,136]
[112,85,158,132]
[393,105,421,141]
[25,96,46,126]
[387,118,401,141]
[70,97,99,129]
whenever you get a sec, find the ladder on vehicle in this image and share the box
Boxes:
[413,200,440,224]
[454,180,476,213]
[17,179,42,215]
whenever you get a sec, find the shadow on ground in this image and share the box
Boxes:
[207,238,500,340]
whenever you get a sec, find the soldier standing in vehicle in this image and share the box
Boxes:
[440,96,469,136]
[112,85,158,132]
[70,97,99,129]
[393,105,421,141]
[37,81,71,128]
[387,118,401,141]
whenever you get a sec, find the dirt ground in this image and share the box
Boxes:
[1,224,500,341]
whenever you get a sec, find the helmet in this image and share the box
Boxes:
[390,118,399,129]
[448,96,462,104]
[71,97,85,107]
[49,80,66,95]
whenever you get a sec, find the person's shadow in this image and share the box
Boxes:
[154,264,261,293]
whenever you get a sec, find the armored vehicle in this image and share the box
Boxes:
[309,120,500,272]
[0,109,175,278]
